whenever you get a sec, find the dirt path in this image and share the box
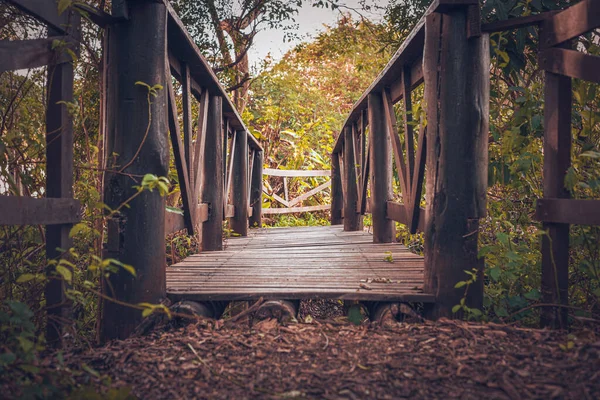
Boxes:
[59,317,599,399]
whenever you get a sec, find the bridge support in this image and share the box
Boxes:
[330,153,343,225]
[422,8,489,319]
[249,150,263,228]
[231,130,248,236]
[343,127,362,231]
[102,1,169,341]
[368,92,395,243]
[201,95,225,250]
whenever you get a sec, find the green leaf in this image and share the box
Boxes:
[56,265,72,283]
[454,281,467,289]
[121,264,136,277]
[488,267,501,282]
[451,304,461,313]
[142,308,153,318]
[57,0,72,15]
[16,274,36,283]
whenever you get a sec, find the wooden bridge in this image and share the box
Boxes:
[2,0,600,343]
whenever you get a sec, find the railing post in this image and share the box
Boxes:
[540,63,572,328]
[368,92,395,243]
[102,1,168,341]
[249,150,263,228]
[343,127,362,231]
[422,8,489,319]
[330,152,343,225]
[200,95,224,250]
[231,130,248,236]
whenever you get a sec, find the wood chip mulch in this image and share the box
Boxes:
[58,318,600,399]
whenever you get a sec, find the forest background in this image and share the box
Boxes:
[0,0,599,394]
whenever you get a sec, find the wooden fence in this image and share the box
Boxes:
[263,169,331,214]
[333,0,600,325]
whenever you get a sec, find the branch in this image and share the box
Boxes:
[226,74,252,92]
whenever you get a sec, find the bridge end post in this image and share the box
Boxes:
[422,7,489,319]
[368,92,396,243]
[343,127,363,231]
[330,152,343,225]
[201,96,224,250]
[249,150,263,228]
[231,130,248,236]
[101,0,169,342]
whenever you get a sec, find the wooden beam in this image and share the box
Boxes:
[331,153,343,225]
[224,129,237,213]
[368,92,395,243]
[343,127,362,231]
[536,199,600,226]
[263,205,330,215]
[167,77,195,235]
[249,150,263,228]
[383,89,409,200]
[408,127,427,234]
[225,204,235,219]
[402,66,415,184]
[73,3,127,27]
[263,169,331,177]
[0,197,80,225]
[386,201,425,233]
[193,89,209,204]
[0,37,74,73]
[540,65,572,328]
[288,180,331,207]
[539,48,600,84]
[481,11,557,33]
[7,0,70,33]
[541,0,600,48]
[231,130,249,236]
[200,95,224,250]
[181,63,194,190]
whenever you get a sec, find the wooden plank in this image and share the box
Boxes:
[167,78,195,235]
[383,89,409,200]
[249,150,263,228]
[288,180,331,207]
[225,204,235,219]
[343,126,362,231]
[0,196,80,225]
[181,63,194,190]
[386,201,425,232]
[481,11,557,33]
[200,95,224,251]
[7,0,69,33]
[263,205,330,215]
[539,48,600,84]
[283,177,289,202]
[541,0,600,48]
[0,37,74,73]
[72,3,126,27]
[402,66,415,184]
[263,169,331,177]
[408,127,427,234]
[358,139,370,215]
[224,129,237,212]
[165,210,185,234]
[193,89,209,204]
[536,199,600,226]
[540,66,572,328]
[368,92,395,243]
[231,129,248,236]
[331,153,343,225]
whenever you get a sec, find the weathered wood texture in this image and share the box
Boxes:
[249,150,263,228]
[201,96,224,250]
[330,153,343,225]
[540,64,572,329]
[343,127,362,231]
[0,197,81,226]
[167,226,433,303]
[422,9,489,319]
[0,37,75,73]
[101,1,168,342]
[368,92,395,243]
[231,131,249,235]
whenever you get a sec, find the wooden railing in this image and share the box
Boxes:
[0,1,82,344]
[1,0,266,342]
[334,0,600,325]
[262,169,331,214]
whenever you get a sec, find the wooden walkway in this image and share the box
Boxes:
[166,226,434,303]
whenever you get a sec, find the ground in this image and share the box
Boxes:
[51,306,600,400]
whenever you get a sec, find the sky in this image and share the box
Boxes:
[247,0,385,66]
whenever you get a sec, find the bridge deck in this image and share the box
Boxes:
[166,225,434,303]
